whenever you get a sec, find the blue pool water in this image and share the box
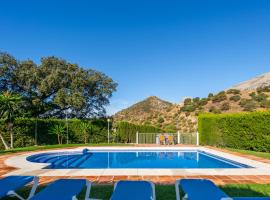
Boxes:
[27,150,250,169]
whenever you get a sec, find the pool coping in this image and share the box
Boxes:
[4,146,270,177]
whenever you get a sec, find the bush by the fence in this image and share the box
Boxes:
[198,111,270,152]
[116,121,163,143]
[0,118,109,150]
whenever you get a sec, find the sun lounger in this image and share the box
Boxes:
[29,179,91,200]
[0,176,39,200]
[110,180,156,200]
[175,179,270,200]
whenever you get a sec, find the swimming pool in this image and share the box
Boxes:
[26,150,251,169]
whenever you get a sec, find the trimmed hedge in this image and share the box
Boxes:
[0,118,109,150]
[198,111,270,152]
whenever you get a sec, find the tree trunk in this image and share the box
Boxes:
[9,123,14,149]
[0,132,10,150]
[57,135,60,145]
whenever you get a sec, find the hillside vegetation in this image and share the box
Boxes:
[114,79,270,133]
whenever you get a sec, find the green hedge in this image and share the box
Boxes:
[198,111,270,152]
[116,121,163,143]
[0,118,109,150]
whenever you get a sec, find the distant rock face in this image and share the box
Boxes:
[113,72,270,133]
[114,96,173,123]
[232,72,270,90]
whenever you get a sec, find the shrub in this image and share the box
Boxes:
[193,97,200,103]
[257,85,270,93]
[260,100,270,108]
[212,91,227,103]
[208,93,214,98]
[229,95,241,102]
[209,106,221,114]
[250,92,268,102]
[226,89,240,95]
[221,102,230,111]
[184,98,192,105]
[198,98,208,106]
[180,104,196,112]
[158,117,165,123]
[239,99,257,111]
[198,112,270,152]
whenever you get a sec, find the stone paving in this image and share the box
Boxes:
[1,146,270,185]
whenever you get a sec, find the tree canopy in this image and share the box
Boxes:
[0,52,117,118]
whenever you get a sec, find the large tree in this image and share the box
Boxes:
[0,52,117,118]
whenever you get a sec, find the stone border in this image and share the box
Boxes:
[4,147,270,177]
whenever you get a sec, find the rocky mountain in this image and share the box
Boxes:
[232,72,270,90]
[113,73,270,133]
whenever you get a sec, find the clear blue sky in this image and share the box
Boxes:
[1,0,270,115]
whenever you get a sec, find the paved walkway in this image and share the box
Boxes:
[1,146,270,185]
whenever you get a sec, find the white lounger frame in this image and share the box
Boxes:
[7,176,39,200]
[175,180,182,200]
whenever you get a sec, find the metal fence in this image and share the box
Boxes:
[137,132,198,145]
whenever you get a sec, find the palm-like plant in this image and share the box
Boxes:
[49,124,65,144]
[0,92,22,149]
[79,122,91,144]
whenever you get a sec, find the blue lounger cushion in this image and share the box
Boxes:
[110,180,155,200]
[176,179,270,200]
[179,179,229,200]
[0,176,35,198]
[233,198,270,200]
[29,179,87,200]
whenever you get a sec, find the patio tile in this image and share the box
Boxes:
[98,176,114,184]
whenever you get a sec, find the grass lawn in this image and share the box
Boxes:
[0,143,131,155]
[225,148,270,159]
[2,184,270,200]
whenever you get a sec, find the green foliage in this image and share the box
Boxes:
[208,93,214,98]
[49,124,66,144]
[158,117,165,123]
[226,89,240,95]
[209,106,221,114]
[239,99,257,111]
[260,100,270,108]
[0,92,23,149]
[180,104,196,112]
[229,95,241,102]
[115,121,162,143]
[0,118,109,150]
[212,91,227,103]
[198,98,208,106]
[250,92,268,102]
[181,97,208,113]
[257,85,270,93]
[0,52,117,118]
[78,122,92,144]
[184,98,192,105]
[198,111,270,152]
[221,102,230,111]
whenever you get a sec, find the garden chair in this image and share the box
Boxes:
[29,179,92,200]
[159,134,165,145]
[0,176,39,200]
[168,135,174,145]
[175,179,270,200]
[110,180,156,200]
